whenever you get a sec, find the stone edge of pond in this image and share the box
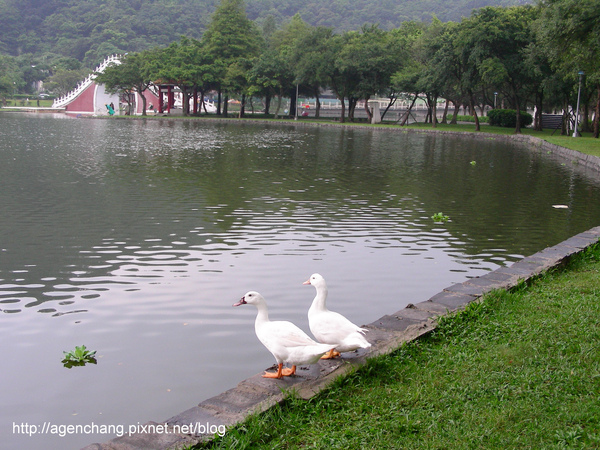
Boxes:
[81,129,600,450]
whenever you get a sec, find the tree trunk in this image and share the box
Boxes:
[264,94,271,115]
[315,93,321,118]
[450,100,459,124]
[222,94,228,117]
[440,99,449,124]
[348,98,357,122]
[561,99,568,135]
[274,94,282,119]
[582,101,590,132]
[340,96,345,123]
[381,94,397,121]
[138,87,147,116]
[182,89,189,116]
[364,96,372,123]
[533,91,543,131]
[192,87,198,114]
[198,90,206,113]
[514,96,522,134]
[289,88,297,118]
[217,90,222,115]
[470,92,480,131]
[594,83,600,139]
[400,93,419,126]
[239,93,245,118]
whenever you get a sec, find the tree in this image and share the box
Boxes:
[150,37,210,116]
[95,51,155,115]
[202,0,261,116]
[321,33,356,123]
[538,0,600,138]
[0,54,20,103]
[522,33,556,131]
[291,26,335,118]
[410,18,448,127]
[389,21,427,125]
[454,6,538,133]
[247,47,293,118]
[267,13,311,117]
[18,55,51,94]
[341,25,403,122]
[44,67,90,97]
[423,21,465,125]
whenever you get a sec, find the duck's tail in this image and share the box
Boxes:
[344,331,372,350]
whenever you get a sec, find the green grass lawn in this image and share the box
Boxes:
[197,244,600,449]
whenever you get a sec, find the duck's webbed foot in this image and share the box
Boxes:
[281,365,297,376]
[320,349,340,359]
[262,363,284,379]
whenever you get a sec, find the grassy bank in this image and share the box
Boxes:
[196,243,600,449]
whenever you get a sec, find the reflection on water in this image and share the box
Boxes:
[1,113,599,449]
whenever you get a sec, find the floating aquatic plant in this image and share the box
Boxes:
[62,345,97,368]
[432,212,450,223]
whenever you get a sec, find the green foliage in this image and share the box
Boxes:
[0,1,532,67]
[488,109,533,128]
[456,114,488,123]
[431,212,450,222]
[202,0,262,108]
[537,0,600,137]
[5,0,594,134]
[62,345,97,368]
[44,67,91,97]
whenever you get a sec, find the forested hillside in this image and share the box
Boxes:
[0,0,532,66]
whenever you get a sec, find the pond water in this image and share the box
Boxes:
[2,113,600,449]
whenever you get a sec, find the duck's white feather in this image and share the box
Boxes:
[305,273,371,353]
[237,291,331,367]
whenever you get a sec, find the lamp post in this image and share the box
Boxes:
[494,92,498,109]
[573,71,584,137]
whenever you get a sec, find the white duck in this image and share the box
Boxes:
[233,291,333,379]
[303,273,371,359]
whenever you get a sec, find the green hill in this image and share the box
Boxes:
[1,0,532,66]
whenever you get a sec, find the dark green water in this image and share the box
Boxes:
[1,113,599,449]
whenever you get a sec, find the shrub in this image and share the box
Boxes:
[455,114,489,123]
[487,109,533,128]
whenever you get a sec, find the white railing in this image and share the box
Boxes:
[52,54,121,108]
